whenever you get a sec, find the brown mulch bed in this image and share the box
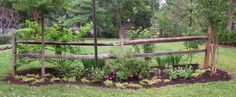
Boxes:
[1,68,231,89]
[148,69,231,88]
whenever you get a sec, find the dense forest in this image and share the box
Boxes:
[0,0,236,44]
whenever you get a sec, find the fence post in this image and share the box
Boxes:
[203,25,212,69]
[12,33,17,76]
[41,11,46,77]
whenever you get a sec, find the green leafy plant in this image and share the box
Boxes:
[167,67,193,80]
[156,55,183,68]
[81,59,105,69]
[89,68,106,82]
[113,58,149,81]
[16,21,41,67]
[166,55,183,66]
[167,69,178,80]
[45,22,92,79]
[184,40,202,64]
[177,67,193,79]
[155,56,167,68]
[128,27,157,61]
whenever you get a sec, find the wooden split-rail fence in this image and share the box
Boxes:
[11,31,212,76]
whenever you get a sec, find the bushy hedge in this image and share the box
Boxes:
[0,35,12,45]
[218,31,236,45]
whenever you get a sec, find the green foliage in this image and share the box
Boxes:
[81,59,105,69]
[166,55,183,66]
[155,55,183,68]
[45,23,84,78]
[56,63,84,79]
[17,20,40,40]
[155,56,167,68]
[166,69,178,80]
[128,27,157,60]
[184,40,202,64]
[87,66,111,82]
[113,57,149,81]
[16,21,93,79]
[0,35,11,45]
[218,31,236,45]
[100,26,118,38]
[46,22,83,42]
[16,21,42,67]
[16,44,41,67]
[12,0,70,11]
[154,8,180,37]
[167,67,193,80]
[177,67,193,79]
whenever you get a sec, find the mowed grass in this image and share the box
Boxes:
[0,38,236,97]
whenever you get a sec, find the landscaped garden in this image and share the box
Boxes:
[1,41,236,96]
[1,0,236,96]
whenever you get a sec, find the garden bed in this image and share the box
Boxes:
[2,67,231,89]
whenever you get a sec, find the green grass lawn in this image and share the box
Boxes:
[0,39,236,97]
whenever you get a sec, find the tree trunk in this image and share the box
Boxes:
[226,0,235,32]
[189,0,193,28]
[117,6,125,56]
[34,9,39,37]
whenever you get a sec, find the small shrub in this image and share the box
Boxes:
[128,27,157,61]
[167,69,178,80]
[155,55,183,68]
[0,35,12,45]
[87,66,111,82]
[81,59,105,69]
[55,63,84,79]
[184,40,202,64]
[167,67,193,80]
[155,56,167,68]
[113,58,150,81]
[218,31,236,45]
[177,67,193,79]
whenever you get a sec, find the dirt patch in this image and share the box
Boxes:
[1,68,231,89]
[16,68,61,77]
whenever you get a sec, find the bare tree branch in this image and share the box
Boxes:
[0,7,19,34]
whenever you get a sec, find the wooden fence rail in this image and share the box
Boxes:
[12,34,210,76]
[15,49,206,59]
[16,36,207,46]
